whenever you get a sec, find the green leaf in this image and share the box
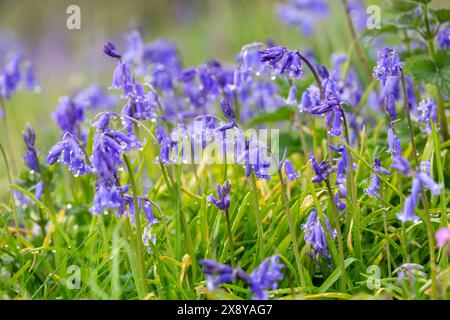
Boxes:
[318,258,357,293]
[363,24,398,43]
[408,0,432,4]
[384,0,416,13]
[395,10,422,29]
[404,51,450,96]
[245,106,294,127]
[430,8,450,23]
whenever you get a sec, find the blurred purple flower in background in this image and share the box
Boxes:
[22,124,40,173]
[437,27,450,49]
[417,98,437,134]
[364,158,391,197]
[277,0,329,37]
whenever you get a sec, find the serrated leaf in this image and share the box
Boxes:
[395,10,422,29]
[385,0,417,12]
[431,8,450,23]
[363,24,398,43]
[404,51,450,96]
[245,106,294,127]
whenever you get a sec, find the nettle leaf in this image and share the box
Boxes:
[245,106,294,128]
[430,8,450,23]
[404,51,450,96]
[407,0,432,4]
[395,10,422,29]
[363,24,398,43]
[385,0,417,12]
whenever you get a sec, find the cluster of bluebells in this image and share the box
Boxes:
[277,0,329,37]
[207,180,231,212]
[302,209,336,268]
[199,255,284,300]
[373,48,403,86]
[397,161,443,223]
[364,158,391,198]
[0,54,39,100]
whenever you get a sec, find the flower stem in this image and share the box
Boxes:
[341,0,372,79]
[123,154,148,299]
[224,208,235,267]
[0,141,20,246]
[0,97,16,176]
[325,179,347,291]
[399,71,437,299]
[298,53,325,100]
[278,170,306,287]
[250,171,264,263]
[339,107,363,266]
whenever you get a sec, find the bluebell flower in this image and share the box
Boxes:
[382,76,417,111]
[155,125,172,165]
[387,126,411,175]
[277,0,329,37]
[22,124,40,173]
[397,161,442,222]
[92,182,125,215]
[111,62,134,95]
[299,85,321,112]
[245,144,272,180]
[199,259,245,291]
[260,46,303,78]
[0,54,21,98]
[249,255,285,300]
[47,132,91,176]
[199,256,284,300]
[103,42,122,59]
[279,158,300,182]
[385,94,397,122]
[437,27,450,49]
[417,98,437,134]
[365,158,391,197]
[373,48,403,86]
[74,84,117,111]
[207,180,231,212]
[53,96,84,136]
[14,181,44,206]
[310,155,331,183]
[394,263,426,284]
[302,209,336,267]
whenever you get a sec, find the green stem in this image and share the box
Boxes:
[341,0,372,79]
[400,71,437,299]
[0,97,16,175]
[325,179,346,290]
[250,172,264,263]
[380,189,392,278]
[123,154,148,299]
[278,170,305,287]
[339,108,363,266]
[224,208,235,267]
[0,141,20,246]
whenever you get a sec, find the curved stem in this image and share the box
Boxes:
[341,0,372,79]
[325,179,347,291]
[224,208,235,267]
[278,170,305,287]
[399,71,437,299]
[123,154,148,298]
[298,53,325,100]
[250,171,264,263]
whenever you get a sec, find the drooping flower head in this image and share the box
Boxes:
[437,27,450,49]
[207,180,231,212]
[364,158,391,197]
[22,124,39,173]
[249,255,285,300]
[302,209,336,267]
[394,263,426,284]
[417,98,437,134]
[53,96,84,136]
[397,161,442,223]
[199,255,284,300]
[385,94,397,122]
[373,48,403,86]
[103,42,122,59]
[279,159,300,182]
[310,155,331,183]
[47,132,91,176]
[259,46,303,78]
